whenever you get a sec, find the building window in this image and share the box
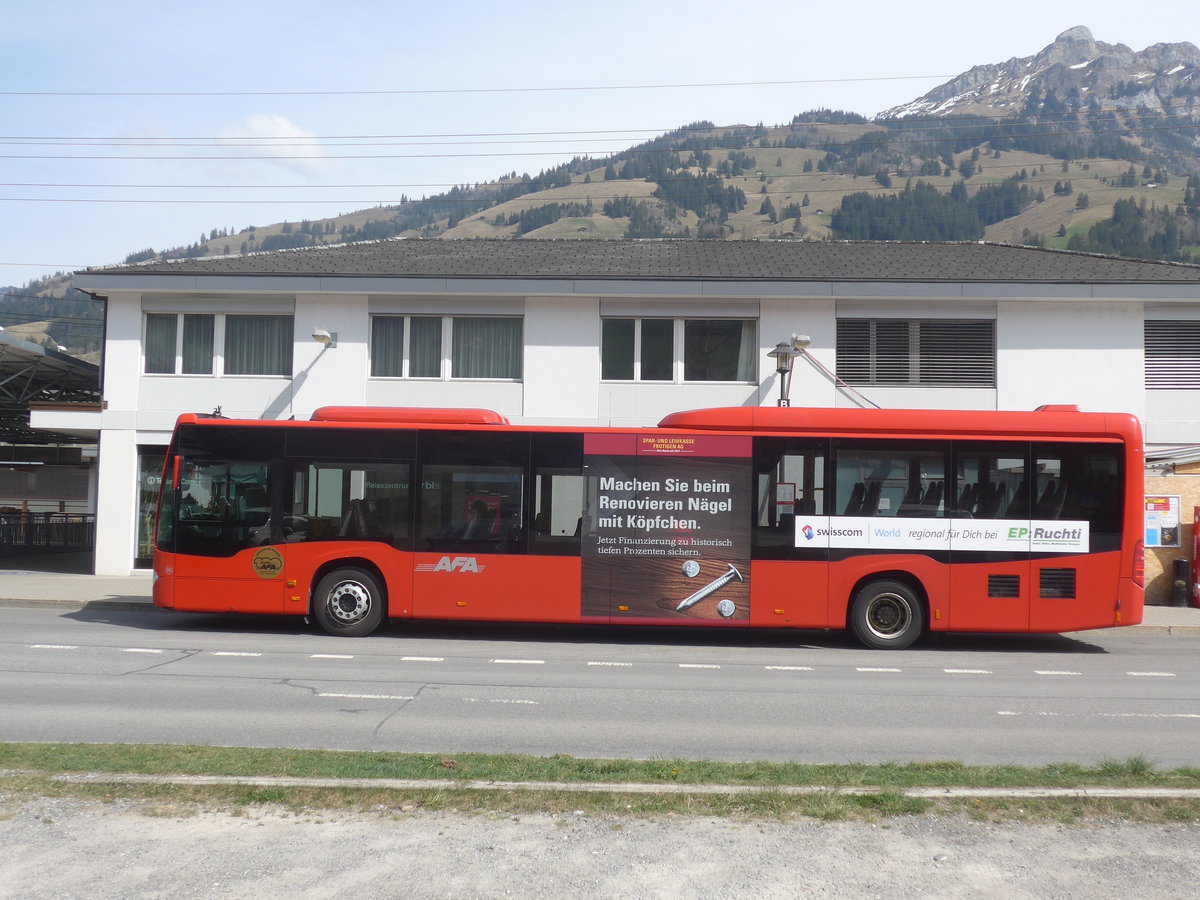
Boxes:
[836,319,995,387]
[224,315,292,376]
[1145,321,1200,388]
[600,318,756,382]
[370,315,521,380]
[143,313,290,376]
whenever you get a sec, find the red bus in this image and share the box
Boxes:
[152,404,1144,649]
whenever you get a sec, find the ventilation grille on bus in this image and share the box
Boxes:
[988,575,1021,599]
[1039,568,1077,599]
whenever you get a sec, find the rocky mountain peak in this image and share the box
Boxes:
[877,27,1198,120]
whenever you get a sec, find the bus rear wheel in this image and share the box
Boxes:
[850,580,924,650]
[313,568,384,637]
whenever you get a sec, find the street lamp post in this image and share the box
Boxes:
[767,340,803,407]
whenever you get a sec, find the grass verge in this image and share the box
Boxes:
[2,743,1199,822]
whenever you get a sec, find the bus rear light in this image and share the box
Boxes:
[1133,540,1145,587]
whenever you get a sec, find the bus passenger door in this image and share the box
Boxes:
[171,458,287,614]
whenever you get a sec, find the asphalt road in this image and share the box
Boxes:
[2,605,1199,766]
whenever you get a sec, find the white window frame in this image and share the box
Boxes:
[600,316,758,384]
[369,314,523,381]
[142,312,293,377]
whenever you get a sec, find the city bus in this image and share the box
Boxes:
[151,404,1144,649]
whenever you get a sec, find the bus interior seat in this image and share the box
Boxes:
[842,483,865,516]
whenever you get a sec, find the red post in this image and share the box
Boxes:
[1192,506,1200,608]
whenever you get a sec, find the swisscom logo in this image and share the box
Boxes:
[801,525,816,541]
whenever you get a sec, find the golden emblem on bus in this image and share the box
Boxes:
[251,547,284,579]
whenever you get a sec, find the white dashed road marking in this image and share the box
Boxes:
[461,697,539,705]
[679,664,720,669]
[1001,710,1200,719]
[401,656,444,662]
[311,654,353,659]
[29,644,78,650]
[945,668,992,674]
[765,666,814,671]
[123,648,163,654]
[1127,671,1176,677]
[588,661,633,666]
[213,651,261,657]
[491,659,544,665]
[1035,670,1081,676]
[857,667,901,673]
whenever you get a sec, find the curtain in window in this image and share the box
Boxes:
[452,317,521,379]
[409,316,442,377]
[371,316,404,377]
[181,314,214,375]
[144,314,177,374]
[225,315,293,376]
[736,319,757,381]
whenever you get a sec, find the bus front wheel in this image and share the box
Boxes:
[850,580,924,650]
[313,568,384,637]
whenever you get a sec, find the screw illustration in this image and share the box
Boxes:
[676,563,744,611]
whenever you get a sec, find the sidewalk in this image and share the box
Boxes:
[2,553,1199,634]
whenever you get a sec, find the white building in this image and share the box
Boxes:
[49,238,1200,575]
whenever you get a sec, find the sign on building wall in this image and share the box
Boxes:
[1145,495,1182,548]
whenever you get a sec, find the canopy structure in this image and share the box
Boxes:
[0,332,99,444]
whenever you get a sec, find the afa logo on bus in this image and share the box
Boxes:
[416,556,487,574]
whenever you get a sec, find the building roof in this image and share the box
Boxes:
[80,239,1200,285]
[0,331,100,443]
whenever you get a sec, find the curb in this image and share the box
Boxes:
[0,598,152,610]
[48,772,1200,800]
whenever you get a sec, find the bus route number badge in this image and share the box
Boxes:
[251,547,284,579]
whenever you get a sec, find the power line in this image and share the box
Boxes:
[0,123,1194,163]
[0,75,951,98]
[2,101,1195,143]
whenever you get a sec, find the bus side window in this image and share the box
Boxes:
[834,443,947,518]
[530,433,583,555]
[952,449,1028,519]
[417,431,531,555]
[1033,443,1122,532]
[290,462,411,547]
[753,437,827,552]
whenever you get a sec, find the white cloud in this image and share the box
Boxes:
[216,114,338,178]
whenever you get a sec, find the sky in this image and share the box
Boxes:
[1,0,1196,284]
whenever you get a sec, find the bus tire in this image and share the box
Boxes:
[313,568,384,637]
[850,579,924,650]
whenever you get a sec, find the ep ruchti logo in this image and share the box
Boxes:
[1008,526,1030,540]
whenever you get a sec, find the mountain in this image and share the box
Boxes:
[881,26,1199,119]
[878,26,1200,172]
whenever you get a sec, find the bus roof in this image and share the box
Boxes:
[310,406,510,426]
[658,406,1143,443]
[169,405,1142,446]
